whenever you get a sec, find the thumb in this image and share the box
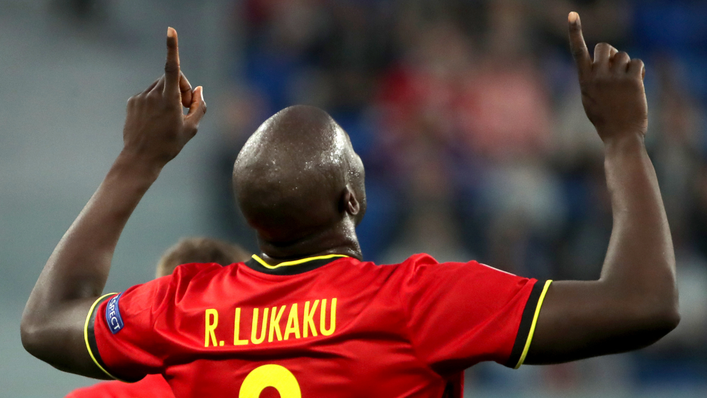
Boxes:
[185,86,207,128]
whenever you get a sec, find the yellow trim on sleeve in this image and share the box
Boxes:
[251,254,349,269]
[514,280,553,369]
[83,293,129,382]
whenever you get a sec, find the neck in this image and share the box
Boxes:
[257,222,362,263]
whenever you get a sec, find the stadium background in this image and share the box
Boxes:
[1,0,706,396]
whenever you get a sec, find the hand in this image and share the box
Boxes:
[568,12,647,143]
[122,27,207,166]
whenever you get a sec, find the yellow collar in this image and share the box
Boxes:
[251,254,349,270]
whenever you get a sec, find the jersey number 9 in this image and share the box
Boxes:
[239,364,302,398]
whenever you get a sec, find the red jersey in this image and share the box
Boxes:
[66,374,173,398]
[84,254,551,397]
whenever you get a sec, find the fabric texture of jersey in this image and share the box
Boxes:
[65,374,173,398]
[86,254,550,397]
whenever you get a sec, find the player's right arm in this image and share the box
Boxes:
[20,28,206,378]
[523,12,679,364]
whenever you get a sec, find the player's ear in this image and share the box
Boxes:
[341,186,360,217]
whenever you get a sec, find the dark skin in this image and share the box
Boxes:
[232,105,366,261]
[526,12,678,363]
[21,27,206,378]
[22,12,677,378]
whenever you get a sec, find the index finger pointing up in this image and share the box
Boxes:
[568,12,591,80]
[164,27,180,96]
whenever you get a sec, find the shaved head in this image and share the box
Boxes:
[233,105,365,256]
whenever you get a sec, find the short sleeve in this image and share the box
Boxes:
[84,275,173,382]
[400,254,551,374]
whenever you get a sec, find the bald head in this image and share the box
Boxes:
[233,105,365,250]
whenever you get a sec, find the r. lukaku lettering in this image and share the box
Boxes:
[204,298,337,347]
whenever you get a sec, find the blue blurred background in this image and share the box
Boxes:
[1,0,707,396]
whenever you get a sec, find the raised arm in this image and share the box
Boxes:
[524,12,679,364]
[20,28,206,377]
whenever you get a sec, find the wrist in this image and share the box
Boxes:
[602,132,647,157]
[112,150,164,183]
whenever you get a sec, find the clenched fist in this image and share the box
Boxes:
[122,27,207,165]
[569,12,647,143]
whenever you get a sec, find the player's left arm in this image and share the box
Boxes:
[20,28,206,378]
[521,13,679,365]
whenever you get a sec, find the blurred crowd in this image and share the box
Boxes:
[208,0,707,391]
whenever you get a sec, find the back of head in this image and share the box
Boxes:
[156,238,251,278]
[233,105,366,249]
